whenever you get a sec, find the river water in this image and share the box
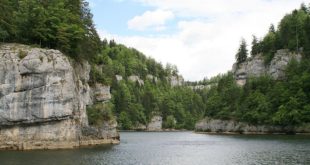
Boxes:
[0,132,309,165]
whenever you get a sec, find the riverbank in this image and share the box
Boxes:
[119,129,190,132]
[195,118,310,135]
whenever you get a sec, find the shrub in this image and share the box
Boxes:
[18,50,28,59]
[87,102,114,126]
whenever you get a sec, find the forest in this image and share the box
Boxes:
[210,4,310,126]
[1,1,309,129]
[89,41,206,130]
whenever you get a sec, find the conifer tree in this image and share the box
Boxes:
[251,35,260,57]
[236,39,248,64]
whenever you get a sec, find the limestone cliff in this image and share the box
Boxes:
[130,115,163,131]
[0,44,119,150]
[195,49,307,134]
[195,118,310,134]
[232,49,301,85]
[169,76,184,87]
[147,115,163,131]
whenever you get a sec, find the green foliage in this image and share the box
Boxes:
[235,39,248,64]
[4,0,309,130]
[163,115,176,129]
[87,102,114,126]
[119,111,132,130]
[0,0,101,59]
[203,57,310,127]
[18,50,27,59]
[86,42,209,130]
[251,4,310,61]
[0,0,13,42]
[214,5,310,127]
[89,65,112,85]
[251,35,260,57]
[203,73,242,120]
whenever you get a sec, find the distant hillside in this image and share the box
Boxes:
[90,41,205,130]
[196,4,310,133]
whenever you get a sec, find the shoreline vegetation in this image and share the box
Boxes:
[0,1,310,151]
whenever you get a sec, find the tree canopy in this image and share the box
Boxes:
[0,0,101,59]
[236,39,248,64]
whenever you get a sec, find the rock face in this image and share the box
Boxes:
[169,76,184,87]
[232,49,301,85]
[0,44,119,150]
[195,118,310,134]
[128,75,144,86]
[146,74,158,83]
[115,75,123,82]
[147,115,162,131]
[91,83,111,102]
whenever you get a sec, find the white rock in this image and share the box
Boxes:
[0,44,119,150]
[128,75,144,85]
[232,49,301,85]
[147,115,162,131]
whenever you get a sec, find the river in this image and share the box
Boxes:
[0,132,309,165]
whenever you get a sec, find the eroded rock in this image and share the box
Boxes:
[232,49,301,85]
[195,118,310,134]
[147,115,162,131]
[0,44,119,150]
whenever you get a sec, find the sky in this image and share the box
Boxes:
[88,0,306,81]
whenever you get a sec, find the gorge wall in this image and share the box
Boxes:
[0,44,119,150]
[195,118,310,134]
[195,49,308,134]
[232,49,301,85]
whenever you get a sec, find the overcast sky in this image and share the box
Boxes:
[89,0,305,81]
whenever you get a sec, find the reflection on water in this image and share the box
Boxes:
[0,132,309,165]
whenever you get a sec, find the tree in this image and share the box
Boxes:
[241,91,271,124]
[119,111,132,129]
[300,3,308,13]
[272,97,303,125]
[251,35,260,56]
[235,38,248,64]
[304,17,310,56]
[0,0,13,42]
[269,24,276,33]
[163,115,176,129]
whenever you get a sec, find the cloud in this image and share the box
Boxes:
[128,9,175,31]
[99,0,305,81]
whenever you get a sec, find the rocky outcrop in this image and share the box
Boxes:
[128,75,144,86]
[115,75,123,82]
[232,49,301,85]
[0,44,119,150]
[147,115,162,131]
[91,83,111,102]
[80,120,119,145]
[146,74,158,83]
[169,76,184,87]
[195,118,310,134]
[131,123,147,130]
[130,116,163,131]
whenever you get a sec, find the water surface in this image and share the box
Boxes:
[1,132,309,165]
